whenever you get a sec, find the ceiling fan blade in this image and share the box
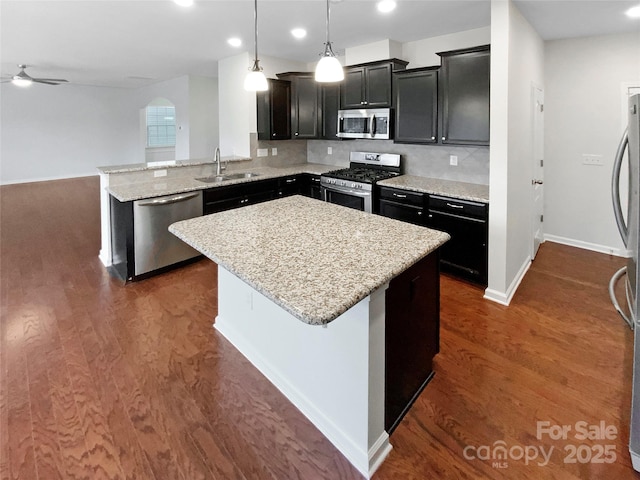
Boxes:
[32,79,63,85]
[34,78,68,83]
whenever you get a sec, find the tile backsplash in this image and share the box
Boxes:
[307,139,489,185]
[243,134,490,185]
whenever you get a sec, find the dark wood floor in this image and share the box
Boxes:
[1,176,638,479]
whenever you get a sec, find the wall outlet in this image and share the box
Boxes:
[328,147,333,155]
[271,148,278,156]
[153,169,167,177]
[582,154,603,166]
[449,155,458,166]
[257,148,268,157]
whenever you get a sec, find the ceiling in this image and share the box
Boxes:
[1,0,638,89]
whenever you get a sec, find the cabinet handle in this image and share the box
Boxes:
[272,133,276,137]
[446,202,464,209]
[431,136,435,140]
[285,178,296,183]
[442,136,446,141]
[393,193,407,198]
[295,132,299,136]
[418,211,423,215]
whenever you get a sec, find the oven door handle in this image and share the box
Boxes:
[324,186,371,197]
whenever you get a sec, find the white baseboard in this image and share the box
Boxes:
[484,256,532,306]
[0,172,98,186]
[544,234,628,257]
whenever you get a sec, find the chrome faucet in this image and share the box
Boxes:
[214,147,222,175]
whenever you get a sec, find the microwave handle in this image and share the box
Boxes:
[370,113,376,138]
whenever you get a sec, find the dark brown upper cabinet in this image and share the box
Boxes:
[277,72,321,139]
[437,45,490,146]
[320,83,341,140]
[257,78,291,141]
[340,59,408,109]
[393,67,439,144]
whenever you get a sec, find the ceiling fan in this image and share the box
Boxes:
[2,64,68,87]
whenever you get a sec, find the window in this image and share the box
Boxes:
[146,106,176,147]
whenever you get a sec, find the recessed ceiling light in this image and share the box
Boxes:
[626,5,640,18]
[173,0,194,6]
[291,28,307,39]
[377,0,396,13]
[227,37,242,47]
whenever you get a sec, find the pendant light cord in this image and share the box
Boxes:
[325,0,331,46]
[253,0,259,65]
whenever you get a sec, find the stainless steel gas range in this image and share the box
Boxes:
[321,152,401,213]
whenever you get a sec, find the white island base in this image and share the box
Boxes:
[214,267,392,478]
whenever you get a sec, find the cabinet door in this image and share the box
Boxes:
[365,63,393,108]
[394,69,438,144]
[341,67,366,108]
[321,84,340,139]
[257,79,291,140]
[276,175,302,197]
[440,46,490,145]
[292,75,320,139]
[385,253,440,433]
[379,200,426,225]
[427,209,488,284]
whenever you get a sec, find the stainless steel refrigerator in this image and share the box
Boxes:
[610,92,640,471]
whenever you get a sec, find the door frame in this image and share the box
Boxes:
[531,83,545,259]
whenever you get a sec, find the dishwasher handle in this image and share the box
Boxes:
[138,192,200,207]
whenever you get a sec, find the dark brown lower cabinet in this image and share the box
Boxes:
[385,251,440,433]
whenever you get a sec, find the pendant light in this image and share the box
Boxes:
[244,0,268,91]
[315,0,344,83]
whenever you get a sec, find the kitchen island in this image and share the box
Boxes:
[169,196,449,478]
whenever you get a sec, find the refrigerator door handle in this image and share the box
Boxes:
[612,128,629,247]
[609,266,634,330]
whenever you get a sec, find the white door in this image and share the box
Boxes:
[532,86,545,259]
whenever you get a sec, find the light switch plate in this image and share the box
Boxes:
[271,148,278,156]
[449,155,458,166]
[257,148,268,157]
[153,169,168,177]
[328,147,333,155]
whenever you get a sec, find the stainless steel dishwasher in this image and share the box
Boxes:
[133,191,203,276]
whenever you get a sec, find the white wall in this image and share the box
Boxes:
[0,74,219,184]
[486,0,544,304]
[189,75,219,160]
[345,39,403,66]
[544,31,640,255]
[402,27,491,68]
[0,83,139,183]
[218,52,305,158]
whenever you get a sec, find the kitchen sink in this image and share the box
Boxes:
[196,172,260,183]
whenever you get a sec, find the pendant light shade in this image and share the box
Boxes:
[244,63,268,91]
[315,0,343,83]
[245,0,268,92]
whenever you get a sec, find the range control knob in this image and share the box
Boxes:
[351,183,356,188]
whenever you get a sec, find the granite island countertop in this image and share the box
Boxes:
[107,163,338,202]
[378,175,489,203]
[169,195,450,325]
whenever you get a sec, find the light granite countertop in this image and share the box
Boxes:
[378,175,489,203]
[97,157,250,174]
[169,195,450,326]
[107,163,338,202]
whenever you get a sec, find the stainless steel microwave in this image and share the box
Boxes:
[337,108,392,140]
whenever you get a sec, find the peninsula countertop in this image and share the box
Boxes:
[378,175,489,203]
[107,163,338,202]
[169,195,450,325]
